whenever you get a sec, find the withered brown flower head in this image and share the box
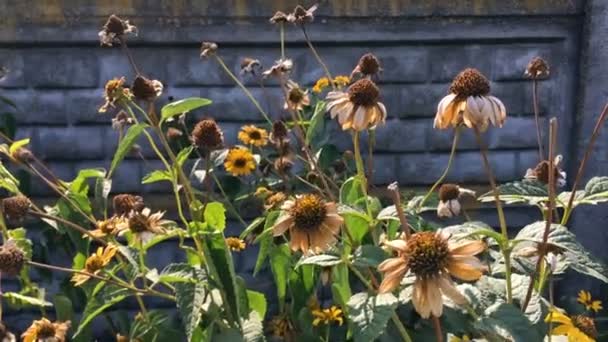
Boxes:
[113,194,144,216]
[2,195,31,222]
[269,11,290,24]
[351,53,382,78]
[265,191,287,210]
[98,14,137,47]
[11,147,34,163]
[288,4,318,24]
[274,156,294,175]
[131,76,163,102]
[525,155,567,187]
[525,57,550,79]
[191,119,224,151]
[200,42,218,59]
[438,184,460,202]
[123,208,171,244]
[449,68,490,98]
[270,120,289,144]
[166,127,183,140]
[21,318,70,342]
[0,243,24,276]
[262,58,293,79]
[100,77,133,113]
[273,194,343,252]
[572,315,597,339]
[284,80,310,111]
[111,110,135,130]
[348,79,380,107]
[240,58,262,75]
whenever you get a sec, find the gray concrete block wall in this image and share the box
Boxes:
[0,0,594,337]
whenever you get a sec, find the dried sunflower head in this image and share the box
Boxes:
[131,76,163,102]
[191,119,224,152]
[98,14,137,47]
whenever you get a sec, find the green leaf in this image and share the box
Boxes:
[142,169,173,184]
[514,221,608,283]
[242,311,265,342]
[340,176,365,206]
[347,292,398,342]
[54,295,74,322]
[204,202,226,232]
[175,146,194,167]
[246,290,267,319]
[306,101,326,147]
[74,285,131,338]
[239,216,265,240]
[254,211,280,275]
[110,123,148,175]
[475,303,542,341]
[353,245,387,268]
[269,244,291,311]
[176,280,208,341]
[331,263,352,311]
[70,168,106,194]
[158,263,206,284]
[584,176,608,195]
[3,292,52,307]
[8,138,29,155]
[478,180,548,206]
[296,254,342,268]
[0,162,19,193]
[7,227,32,258]
[161,97,212,123]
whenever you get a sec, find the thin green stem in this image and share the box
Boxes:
[280,23,285,60]
[214,55,272,125]
[532,79,544,161]
[28,210,105,246]
[419,127,460,210]
[352,131,372,218]
[210,172,248,228]
[473,128,511,303]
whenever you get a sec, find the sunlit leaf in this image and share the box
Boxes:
[160,97,212,123]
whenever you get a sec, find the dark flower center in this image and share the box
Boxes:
[288,88,304,104]
[37,323,56,338]
[438,184,460,202]
[449,68,490,97]
[85,255,105,272]
[290,194,327,231]
[192,119,223,150]
[248,130,262,140]
[532,160,562,184]
[348,79,380,107]
[234,158,248,168]
[357,53,381,75]
[104,14,127,35]
[128,214,149,233]
[572,315,597,338]
[407,232,450,278]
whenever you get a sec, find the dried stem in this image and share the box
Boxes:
[522,118,557,311]
[27,210,105,246]
[119,38,141,75]
[279,23,285,60]
[473,127,512,303]
[562,102,608,225]
[367,130,375,189]
[419,127,461,210]
[532,79,545,160]
[300,25,334,89]
[388,182,411,239]
[431,315,444,342]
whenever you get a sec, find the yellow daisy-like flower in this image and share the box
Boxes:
[238,125,269,147]
[577,290,603,313]
[546,309,596,342]
[21,318,71,342]
[71,245,118,286]
[313,77,330,93]
[224,147,256,177]
[99,77,133,113]
[89,216,128,239]
[333,75,351,88]
[225,237,246,252]
[312,306,344,326]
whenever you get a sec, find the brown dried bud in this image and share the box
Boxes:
[449,68,490,98]
[111,110,134,130]
[166,127,183,140]
[525,57,550,79]
[131,76,163,101]
[11,147,34,163]
[274,157,294,175]
[113,194,144,216]
[438,184,460,202]
[240,58,261,75]
[0,243,25,276]
[289,4,317,24]
[265,192,287,210]
[98,15,137,47]
[531,160,561,185]
[191,119,224,151]
[200,42,218,58]
[269,11,290,24]
[2,196,31,222]
[270,120,289,143]
[352,53,382,78]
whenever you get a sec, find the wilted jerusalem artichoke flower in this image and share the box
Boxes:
[378,231,487,318]
[0,242,25,276]
[131,75,163,102]
[524,56,550,79]
[98,14,137,47]
[326,79,387,131]
[100,77,133,113]
[525,155,567,187]
[284,80,310,111]
[200,42,218,58]
[113,194,145,216]
[123,208,171,244]
[434,68,506,132]
[2,195,31,222]
[269,11,290,24]
[71,245,118,286]
[436,184,476,218]
[351,53,382,79]
[21,318,70,342]
[240,58,262,75]
[288,4,318,24]
[191,119,224,152]
[263,58,293,79]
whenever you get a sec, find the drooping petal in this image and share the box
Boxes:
[272,215,294,236]
[382,239,408,252]
[378,257,406,272]
[437,274,467,305]
[447,256,485,281]
[449,240,486,256]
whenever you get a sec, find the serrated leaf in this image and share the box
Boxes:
[176,280,208,341]
[475,303,542,341]
[478,180,548,206]
[3,292,52,307]
[296,254,342,268]
[74,285,131,338]
[142,169,173,184]
[254,211,280,275]
[242,311,265,342]
[515,221,608,283]
[352,245,387,268]
[110,123,147,175]
[204,202,226,232]
[158,263,206,284]
[347,292,398,342]
[161,97,212,123]
[246,291,267,319]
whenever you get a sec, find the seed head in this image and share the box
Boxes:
[449,68,490,98]
[200,42,218,59]
[131,76,163,102]
[406,232,450,278]
[269,11,290,24]
[113,194,144,216]
[525,57,550,79]
[572,315,597,338]
[191,119,224,151]
[270,120,289,144]
[240,58,261,75]
[0,243,25,276]
[438,184,460,202]
[98,14,137,46]
[289,194,327,231]
[11,147,34,163]
[2,196,31,222]
[531,160,562,185]
[352,53,382,77]
[348,79,380,107]
[289,4,318,24]
[274,156,294,175]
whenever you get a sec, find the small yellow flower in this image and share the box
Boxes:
[333,75,350,88]
[238,125,269,147]
[225,237,246,252]
[577,290,603,313]
[312,77,330,93]
[90,216,128,239]
[224,147,256,177]
[450,335,471,342]
[311,306,344,326]
[71,245,117,286]
[546,309,596,342]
